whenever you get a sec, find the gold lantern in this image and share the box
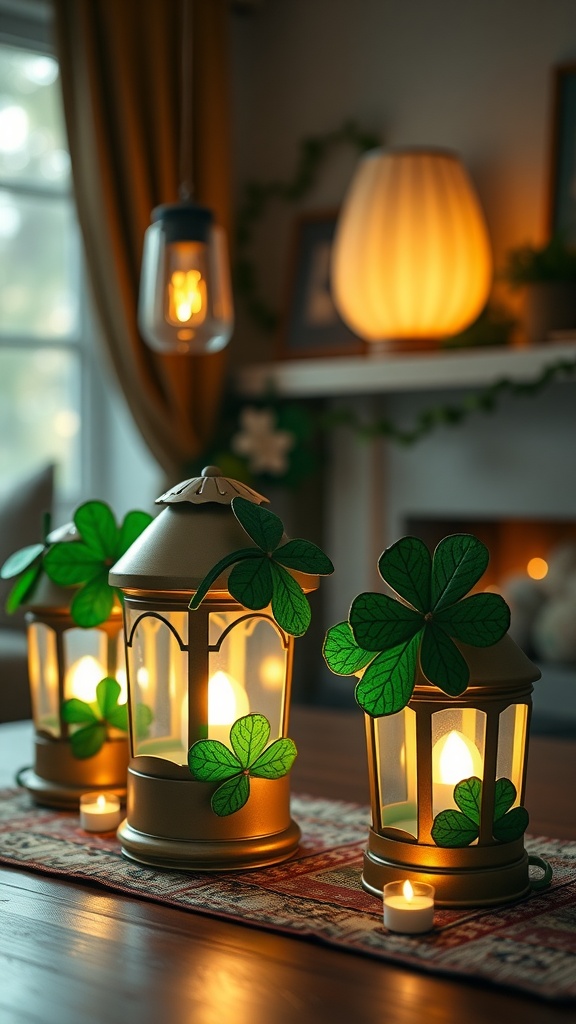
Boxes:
[324,534,549,908]
[362,635,540,907]
[20,565,128,809]
[110,467,325,871]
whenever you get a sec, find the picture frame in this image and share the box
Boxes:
[278,210,365,359]
[548,63,576,242]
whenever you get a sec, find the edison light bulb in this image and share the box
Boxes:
[168,266,207,325]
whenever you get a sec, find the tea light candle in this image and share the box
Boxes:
[383,880,435,934]
[80,793,122,833]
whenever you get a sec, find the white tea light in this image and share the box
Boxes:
[383,880,435,934]
[80,793,122,833]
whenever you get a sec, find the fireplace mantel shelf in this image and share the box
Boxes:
[237,339,576,399]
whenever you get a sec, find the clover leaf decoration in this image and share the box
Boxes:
[43,501,153,627]
[62,677,153,758]
[188,713,297,816]
[189,496,334,636]
[323,534,510,716]
[0,512,52,613]
[431,776,529,847]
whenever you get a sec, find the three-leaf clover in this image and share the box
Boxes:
[62,676,153,758]
[189,496,334,636]
[430,776,529,847]
[323,534,510,716]
[62,677,126,758]
[188,713,297,816]
[43,501,153,627]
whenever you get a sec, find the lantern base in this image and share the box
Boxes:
[117,817,301,871]
[18,735,129,809]
[117,764,301,870]
[362,828,530,908]
[18,767,126,811]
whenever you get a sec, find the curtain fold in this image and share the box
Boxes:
[52,0,232,482]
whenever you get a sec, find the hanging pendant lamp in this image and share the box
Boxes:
[138,0,234,355]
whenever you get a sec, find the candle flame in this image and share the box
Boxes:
[96,795,107,810]
[402,880,414,902]
[208,670,249,726]
[437,730,476,784]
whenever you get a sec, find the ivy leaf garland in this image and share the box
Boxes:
[188,713,297,816]
[43,502,153,628]
[430,776,529,847]
[189,496,334,637]
[323,534,510,716]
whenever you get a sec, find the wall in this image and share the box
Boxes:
[229,1,576,718]
[230,0,576,362]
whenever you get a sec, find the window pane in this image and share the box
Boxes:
[0,43,70,188]
[0,347,81,496]
[0,189,80,338]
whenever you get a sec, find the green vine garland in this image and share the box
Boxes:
[320,351,576,447]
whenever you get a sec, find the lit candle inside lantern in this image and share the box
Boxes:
[383,879,435,934]
[432,730,483,813]
[208,670,250,746]
[65,655,106,703]
[79,793,122,832]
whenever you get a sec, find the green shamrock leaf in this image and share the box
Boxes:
[44,501,153,627]
[324,533,510,716]
[189,496,334,637]
[188,712,297,816]
[0,513,52,612]
[60,675,153,758]
[431,776,529,847]
[322,622,374,676]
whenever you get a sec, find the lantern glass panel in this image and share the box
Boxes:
[126,610,189,764]
[496,703,529,802]
[63,628,116,704]
[431,707,486,816]
[208,612,288,745]
[376,707,418,836]
[28,621,59,736]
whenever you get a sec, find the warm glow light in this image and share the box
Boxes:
[527,557,548,580]
[402,879,414,902]
[208,670,249,727]
[259,655,285,690]
[96,794,107,810]
[433,730,483,785]
[168,268,206,325]
[65,655,106,703]
[332,148,492,343]
[438,731,475,783]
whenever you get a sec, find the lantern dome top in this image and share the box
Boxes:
[110,467,315,598]
[155,466,268,508]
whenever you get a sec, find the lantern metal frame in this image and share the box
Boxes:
[361,637,540,907]
[110,468,310,871]
[20,596,128,809]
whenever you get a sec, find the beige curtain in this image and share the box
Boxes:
[52,0,232,482]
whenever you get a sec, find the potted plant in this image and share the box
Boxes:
[502,235,576,344]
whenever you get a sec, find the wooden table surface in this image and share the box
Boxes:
[0,709,575,1024]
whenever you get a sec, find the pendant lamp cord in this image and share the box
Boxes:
[179,0,194,201]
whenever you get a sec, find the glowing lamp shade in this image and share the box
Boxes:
[138,202,233,355]
[331,148,492,346]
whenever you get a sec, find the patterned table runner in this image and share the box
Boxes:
[0,787,574,1003]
